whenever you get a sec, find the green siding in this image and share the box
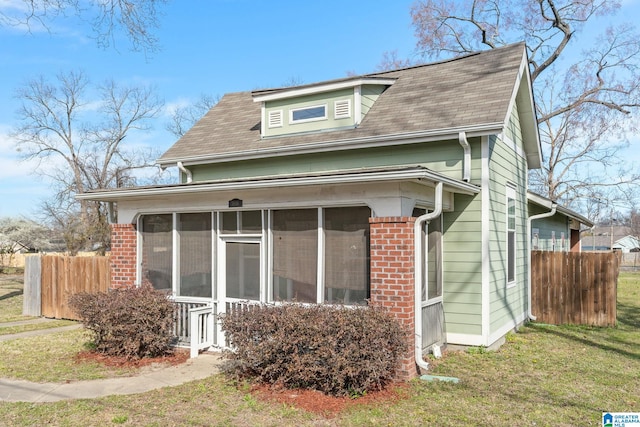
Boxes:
[190,138,482,182]
[487,102,529,336]
[442,193,483,336]
[264,89,355,137]
[361,85,386,119]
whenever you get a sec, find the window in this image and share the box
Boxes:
[290,104,327,124]
[221,211,262,234]
[324,206,370,304]
[506,185,517,284]
[272,209,318,303]
[177,213,212,298]
[140,214,173,293]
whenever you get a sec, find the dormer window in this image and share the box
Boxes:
[290,104,327,124]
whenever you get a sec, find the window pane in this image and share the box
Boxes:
[141,214,172,293]
[292,105,325,121]
[241,211,262,233]
[221,212,237,234]
[508,231,516,282]
[272,209,318,303]
[178,213,212,298]
[226,242,260,300]
[324,206,370,305]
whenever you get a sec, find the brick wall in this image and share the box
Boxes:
[110,223,137,289]
[369,216,417,380]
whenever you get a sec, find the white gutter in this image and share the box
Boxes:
[177,161,193,183]
[458,132,471,182]
[413,181,443,373]
[527,203,557,320]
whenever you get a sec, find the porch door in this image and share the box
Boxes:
[219,239,262,303]
[414,208,445,352]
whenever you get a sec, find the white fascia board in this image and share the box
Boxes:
[251,78,397,102]
[527,191,594,227]
[157,122,505,168]
[502,47,542,170]
[77,168,480,202]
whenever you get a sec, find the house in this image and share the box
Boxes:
[612,235,640,253]
[583,225,635,251]
[78,43,593,379]
[528,191,594,252]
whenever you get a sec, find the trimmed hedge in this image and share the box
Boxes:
[69,285,176,360]
[220,303,409,396]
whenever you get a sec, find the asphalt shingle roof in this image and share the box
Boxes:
[159,43,526,165]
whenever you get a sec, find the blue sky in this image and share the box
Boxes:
[0,0,639,219]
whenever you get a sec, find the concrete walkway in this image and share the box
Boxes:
[0,320,223,402]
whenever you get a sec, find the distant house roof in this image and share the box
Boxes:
[612,235,640,252]
[158,43,541,169]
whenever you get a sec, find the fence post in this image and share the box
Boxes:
[22,255,42,317]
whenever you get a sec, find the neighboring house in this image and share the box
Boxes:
[79,43,592,379]
[528,191,594,252]
[612,235,640,253]
[583,225,635,251]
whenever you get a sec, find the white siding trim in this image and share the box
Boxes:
[487,311,526,346]
[260,103,266,136]
[354,86,362,125]
[481,135,490,344]
[446,332,486,347]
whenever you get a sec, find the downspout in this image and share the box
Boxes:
[458,132,471,182]
[414,182,443,372]
[177,161,193,183]
[527,203,557,321]
[106,202,116,224]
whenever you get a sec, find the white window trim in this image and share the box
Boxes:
[289,104,327,124]
[506,184,517,288]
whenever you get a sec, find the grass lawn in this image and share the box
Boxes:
[0,272,637,426]
[0,272,33,323]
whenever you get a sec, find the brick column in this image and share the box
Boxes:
[110,223,137,289]
[369,216,417,380]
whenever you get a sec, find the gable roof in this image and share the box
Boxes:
[159,43,541,168]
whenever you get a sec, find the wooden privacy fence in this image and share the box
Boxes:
[23,255,110,320]
[531,251,618,326]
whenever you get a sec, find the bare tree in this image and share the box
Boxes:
[166,93,219,138]
[12,70,163,254]
[408,0,640,209]
[1,0,167,53]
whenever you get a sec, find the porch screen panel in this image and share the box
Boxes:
[178,213,212,298]
[141,214,173,293]
[272,209,317,303]
[427,216,442,300]
[324,206,370,305]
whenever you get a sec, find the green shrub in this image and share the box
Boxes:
[69,285,176,360]
[220,304,409,397]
